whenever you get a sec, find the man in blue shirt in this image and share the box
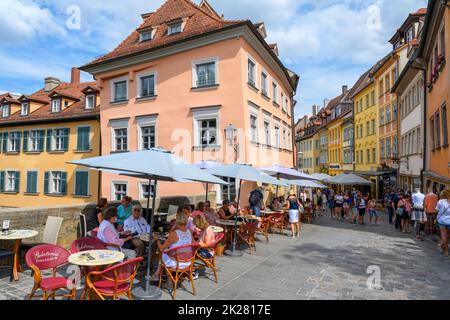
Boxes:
[249,187,264,217]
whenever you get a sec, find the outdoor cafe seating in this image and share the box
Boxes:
[194,233,224,284]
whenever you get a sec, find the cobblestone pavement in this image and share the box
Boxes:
[1,212,449,300]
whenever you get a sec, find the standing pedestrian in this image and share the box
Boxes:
[328,189,335,218]
[403,194,412,233]
[335,192,344,221]
[249,186,264,218]
[411,188,426,240]
[350,190,359,224]
[368,197,378,225]
[357,191,366,225]
[385,193,394,225]
[424,188,439,236]
[436,189,450,256]
[286,191,303,239]
[343,191,351,220]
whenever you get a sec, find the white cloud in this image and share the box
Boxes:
[0,0,66,42]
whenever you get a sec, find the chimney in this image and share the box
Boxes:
[312,105,317,117]
[342,85,348,95]
[71,67,80,84]
[323,99,330,109]
[44,77,61,92]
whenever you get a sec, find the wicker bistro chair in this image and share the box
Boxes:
[257,217,271,243]
[86,257,143,300]
[21,216,64,253]
[158,243,200,300]
[270,212,287,235]
[25,244,76,300]
[238,222,258,254]
[194,233,224,284]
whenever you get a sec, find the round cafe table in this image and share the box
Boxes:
[0,229,38,281]
[216,219,243,246]
[68,250,124,267]
[211,226,224,234]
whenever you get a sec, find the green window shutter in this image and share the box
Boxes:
[63,128,70,151]
[38,130,45,152]
[0,171,4,192]
[2,132,8,153]
[14,171,20,193]
[23,131,29,152]
[16,132,22,152]
[27,171,37,193]
[44,172,49,194]
[61,172,67,195]
[46,129,53,151]
[0,132,2,154]
[75,171,88,196]
[77,127,90,151]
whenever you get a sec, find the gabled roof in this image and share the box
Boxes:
[0,95,20,105]
[199,0,222,20]
[389,8,427,44]
[86,0,243,66]
[0,81,99,125]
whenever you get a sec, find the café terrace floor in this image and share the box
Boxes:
[1,215,449,300]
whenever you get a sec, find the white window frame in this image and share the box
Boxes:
[274,122,281,148]
[52,128,65,151]
[110,118,129,152]
[111,181,128,201]
[49,171,63,194]
[192,57,219,88]
[192,106,221,148]
[261,69,269,96]
[136,71,157,98]
[5,170,18,192]
[167,21,183,35]
[26,170,38,194]
[138,181,156,200]
[139,28,156,42]
[21,102,29,116]
[263,114,271,146]
[8,131,21,152]
[249,104,259,144]
[29,129,42,152]
[2,104,10,118]
[272,81,279,104]
[136,115,158,151]
[110,76,129,103]
[51,98,61,113]
[85,94,95,109]
[247,55,257,88]
[74,170,90,196]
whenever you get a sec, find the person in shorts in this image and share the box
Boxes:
[436,189,450,256]
[357,192,366,225]
[368,198,378,225]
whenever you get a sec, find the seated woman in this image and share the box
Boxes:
[218,200,235,220]
[204,200,219,226]
[271,197,281,211]
[97,207,136,260]
[152,212,194,281]
[193,215,216,259]
[191,202,206,219]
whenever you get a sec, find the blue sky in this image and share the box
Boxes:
[0,0,427,120]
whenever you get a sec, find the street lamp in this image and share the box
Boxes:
[224,124,238,163]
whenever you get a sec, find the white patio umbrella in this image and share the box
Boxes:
[206,163,287,256]
[68,148,228,300]
[311,173,333,181]
[328,173,373,186]
[285,179,327,189]
[194,160,222,201]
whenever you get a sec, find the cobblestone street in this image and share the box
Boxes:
[1,213,449,300]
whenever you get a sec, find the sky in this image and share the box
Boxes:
[0,0,428,120]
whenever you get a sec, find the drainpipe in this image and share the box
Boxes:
[97,114,102,202]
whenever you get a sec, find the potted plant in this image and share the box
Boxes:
[215,234,226,256]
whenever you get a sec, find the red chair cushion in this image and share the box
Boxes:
[92,280,130,295]
[40,277,69,291]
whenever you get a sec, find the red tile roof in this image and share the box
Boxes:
[0,81,99,125]
[86,0,244,66]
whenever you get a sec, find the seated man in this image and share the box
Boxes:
[124,205,150,257]
[218,200,235,220]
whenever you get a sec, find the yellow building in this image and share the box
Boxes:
[297,114,321,174]
[0,68,101,208]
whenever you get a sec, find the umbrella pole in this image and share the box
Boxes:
[205,183,209,202]
[225,179,243,257]
[132,179,162,300]
[275,173,280,197]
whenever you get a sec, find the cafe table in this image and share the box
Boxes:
[210,226,224,234]
[69,249,125,300]
[215,219,242,246]
[0,229,38,281]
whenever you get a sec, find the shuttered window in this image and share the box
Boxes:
[76,127,90,151]
[74,171,89,196]
[26,171,38,194]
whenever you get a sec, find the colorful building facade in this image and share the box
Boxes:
[0,69,100,208]
[80,0,299,204]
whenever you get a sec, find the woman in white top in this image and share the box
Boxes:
[436,189,450,256]
[152,211,194,280]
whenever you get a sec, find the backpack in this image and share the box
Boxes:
[249,190,262,206]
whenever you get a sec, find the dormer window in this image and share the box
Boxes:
[168,22,183,35]
[51,98,61,113]
[139,28,154,42]
[2,104,10,118]
[85,94,95,109]
[21,102,29,116]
